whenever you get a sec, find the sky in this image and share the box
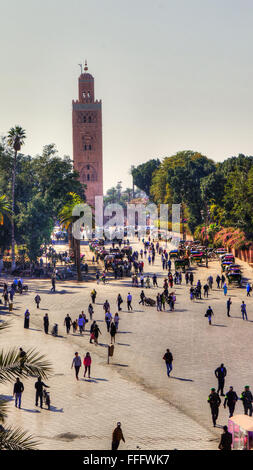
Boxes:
[0,0,253,192]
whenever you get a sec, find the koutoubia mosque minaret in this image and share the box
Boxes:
[72,60,103,208]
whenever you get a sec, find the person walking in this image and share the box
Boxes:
[78,314,85,335]
[88,304,94,321]
[218,426,232,451]
[13,377,24,409]
[189,272,194,286]
[216,275,221,288]
[224,386,238,417]
[163,349,173,377]
[91,289,97,304]
[246,282,251,297]
[93,323,102,345]
[240,386,253,416]
[35,376,49,408]
[105,311,112,332]
[203,283,209,298]
[127,293,133,311]
[215,363,227,396]
[24,309,30,329]
[110,321,117,344]
[207,275,213,290]
[111,422,125,450]
[43,313,49,334]
[241,301,248,320]
[223,282,228,296]
[114,313,119,331]
[71,352,82,380]
[208,388,221,427]
[205,306,214,325]
[83,352,92,378]
[139,290,145,305]
[34,294,41,309]
[64,314,72,334]
[51,275,56,293]
[117,294,123,311]
[227,298,232,317]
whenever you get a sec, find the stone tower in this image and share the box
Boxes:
[72,61,103,208]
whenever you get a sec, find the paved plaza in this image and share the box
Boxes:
[1,239,253,450]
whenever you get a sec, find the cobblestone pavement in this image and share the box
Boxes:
[1,239,253,450]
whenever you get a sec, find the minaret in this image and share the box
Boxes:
[72,61,103,208]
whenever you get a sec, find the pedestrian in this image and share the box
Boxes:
[110,321,117,343]
[241,301,248,320]
[91,289,97,304]
[216,275,221,288]
[35,376,49,408]
[51,275,56,293]
[117,294,123,311]
[218,426,232,451]
[88,304,94,321]
[114,313,119,330]
[93,323,102,345]
[111,422,125,450]
[189,272,194,286]
[224,386,238,417]
[205,306,214,325]
[163,349,173,377]
[78,314,85,335]
[215,363,227,396]
[203,283,209,298]
[240,385,253,416]
[71,352,82,380]
[208,275,213,290]
[223,282,228,296]
[221,274,225,288]
[34,294,41,309]
[13,377,24,409]
[103,299,110,313]
[64,314,72,334]
[227,298,232,317]
[24,309,30,329]
[207,388,221,427]
[139,290,145,305]
[83,352,92,378]
[105,311,112,332]
[43,313,49,334]
[246,282,251,297]
[127,293,132,311]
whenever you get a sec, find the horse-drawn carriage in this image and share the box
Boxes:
[169,250,179,259]
[226,271,242,286]
[190,251,203,264]
[174,258,190,272]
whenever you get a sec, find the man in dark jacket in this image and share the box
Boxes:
[241,385,253,416]
[215,363,227,396]
[224,386,238,417]
[111,422,125,450]
[35,377,49,408]
[163,349,173,377]
[13,377,24,409]
[208,388,221,427]
[218,426,232,450]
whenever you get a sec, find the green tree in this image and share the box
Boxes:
[131,159,160,196]
[7,126,26,271]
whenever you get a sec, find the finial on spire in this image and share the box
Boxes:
[84,60,88,72]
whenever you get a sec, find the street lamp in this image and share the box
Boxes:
[200,209,209,268]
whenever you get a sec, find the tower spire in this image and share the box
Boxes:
[84,60,88,72]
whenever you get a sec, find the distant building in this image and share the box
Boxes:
[72,61,103,208]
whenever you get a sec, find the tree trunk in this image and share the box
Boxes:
[11,150,17,272]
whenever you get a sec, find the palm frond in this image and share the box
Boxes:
[0,399,9,423]
[0,347,53,384]
[0,425,38,450]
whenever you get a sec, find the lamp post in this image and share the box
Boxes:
[201,207,210,268]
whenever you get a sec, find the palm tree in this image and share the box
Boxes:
[0,194,12,226]
[59,192,85,281]
[7,126,26,271]
[0,322,53,449]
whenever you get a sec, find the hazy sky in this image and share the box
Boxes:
[1,0,253,192]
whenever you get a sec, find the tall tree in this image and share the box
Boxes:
[131,159,160,196]
[7,126,26,271]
